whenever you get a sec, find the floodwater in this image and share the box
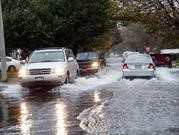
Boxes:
[0,57,179,135]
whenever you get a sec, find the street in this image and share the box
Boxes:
[0,57,179,135]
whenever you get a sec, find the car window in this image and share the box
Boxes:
[76,52,98,60]
[6,58,12,62]
[0,57,12,62]
[28,51,65,63]
[69,50,75,58]
[65,50,70,59]
[125,55,151,63]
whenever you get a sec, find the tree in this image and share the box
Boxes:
[2,0,117,52]
[116,0,179,48]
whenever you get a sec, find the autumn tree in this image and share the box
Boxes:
[116,0,179,48]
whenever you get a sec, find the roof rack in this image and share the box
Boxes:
[35,47,67,50]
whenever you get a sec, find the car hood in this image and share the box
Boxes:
[23,62,66,70]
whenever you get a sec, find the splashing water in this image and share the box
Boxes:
[156,67,179,83]
[60,66,122,93]
[0,83,22,98]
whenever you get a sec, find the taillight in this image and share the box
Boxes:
[123,64,128,69]
[148,63,155,69]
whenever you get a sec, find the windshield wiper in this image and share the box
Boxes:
[28,61,38,63]
[40,60,57,62]
[29,60,63,63]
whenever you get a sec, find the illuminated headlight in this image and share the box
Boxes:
[52,68,65,75]
[91,62,99,67]
[19,69,27,77]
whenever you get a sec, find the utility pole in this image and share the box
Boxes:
[0,0,7,82]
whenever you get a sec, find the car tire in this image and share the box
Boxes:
[122,76,128,79]
[123,76,132,80]
[8,65,16,72]
[65,73,70,84]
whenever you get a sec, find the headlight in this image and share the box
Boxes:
[91,62,99,67]
[52,68,65,75]
[19,69,27,77]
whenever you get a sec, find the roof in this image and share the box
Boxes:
[77,51,99,54]
[160,49,179,54]
[34,49,64,52]
[34,47,66,52]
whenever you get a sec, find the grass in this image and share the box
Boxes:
[0,71,18,81]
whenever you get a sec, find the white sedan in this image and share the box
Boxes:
[0,57,22,72]
[122,54,156,79]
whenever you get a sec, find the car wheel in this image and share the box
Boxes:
[8,66,16,72]
[122,76,128,79]
[65,73,70,84]
[123,76,132,80]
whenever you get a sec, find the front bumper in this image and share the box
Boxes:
[19,74,66,87]
[79,68,99,74]
[123,69,155,77]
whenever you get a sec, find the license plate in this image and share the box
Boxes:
[35,76,44,81]
[135,65,142,69]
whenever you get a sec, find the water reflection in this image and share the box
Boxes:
[0,88,100,134]
[94,90,101,103]
[93,90,104,113]
[20,102,32,135]
[56,100,68,135]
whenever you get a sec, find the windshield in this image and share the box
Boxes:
[28,51,65,63]
[125,55,151,63]
[76,52,98,60]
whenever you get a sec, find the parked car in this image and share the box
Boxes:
[122,53,155,79]
[0,56,22,72]
[149,53,172,68]
[18,47,79,87]
[76,51,106,74]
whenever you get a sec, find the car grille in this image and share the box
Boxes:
[79,63,92,69]
[29,68,51,75]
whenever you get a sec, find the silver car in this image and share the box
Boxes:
[122,53,155,79]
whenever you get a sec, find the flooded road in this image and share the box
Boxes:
[0,57,179,135]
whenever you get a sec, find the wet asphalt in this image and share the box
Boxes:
[0,57,179,135]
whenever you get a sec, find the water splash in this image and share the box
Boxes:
[60,66,122,93]
[156,68,179,83]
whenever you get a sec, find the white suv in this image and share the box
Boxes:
[18,47,79,87]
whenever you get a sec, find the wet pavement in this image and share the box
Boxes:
[0,56,179,135]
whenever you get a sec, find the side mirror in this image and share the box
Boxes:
[68,57,74,62]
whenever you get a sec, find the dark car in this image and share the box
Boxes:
[149,53,172,68]
[76,51,106,74]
